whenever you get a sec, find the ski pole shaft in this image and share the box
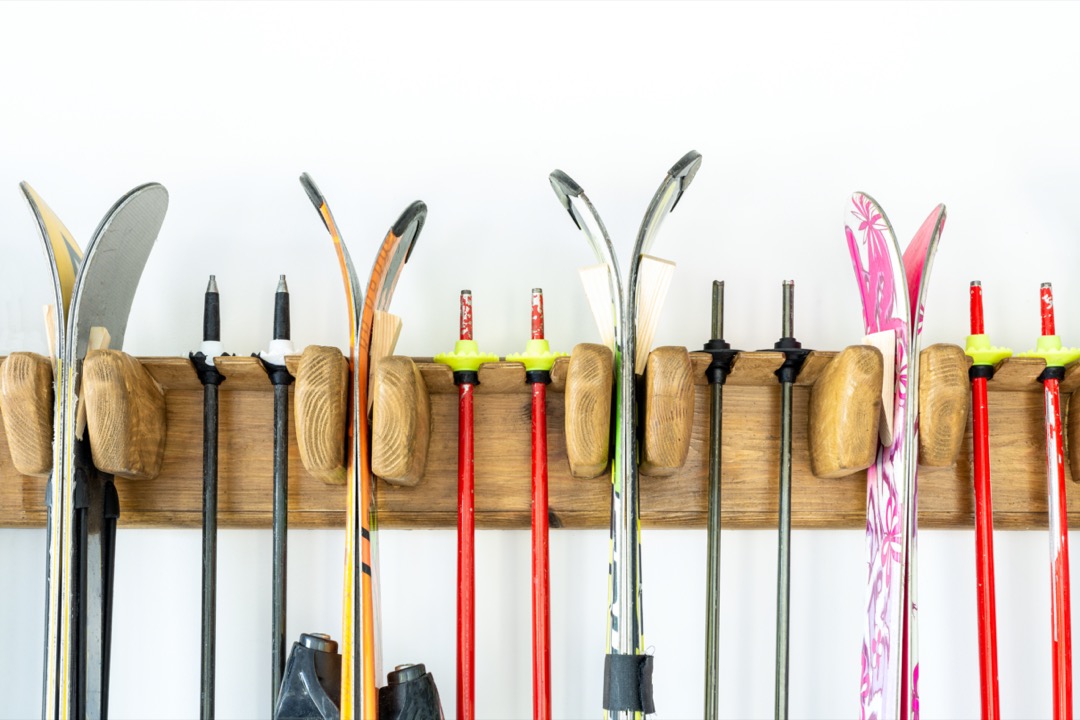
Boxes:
[191,275,226,720]
[704,280,728,720]
[457,289,476,720]
[529,289,552,720]
[258,275,294,711]
[1033,283,1073,720]
[968,281,1000,720]
[201,380,219,719]
[775,280,795,720]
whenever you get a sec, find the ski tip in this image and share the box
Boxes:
[548,171,584,231]
[298,173,333,233]
[668,150,702,213]
[391,200,427,264]
[207,275,219,294]
[299,172,323,207]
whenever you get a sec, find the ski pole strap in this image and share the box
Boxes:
[602,653,655,713]
[256,355,295,387]
[773,337,810,385]
[189,352,227,386]
[703,339,738,386]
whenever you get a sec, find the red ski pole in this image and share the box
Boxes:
[1020,282,1078,719]
[435,290,495,720]
[965,281,1010,720]
[509,289,565,720]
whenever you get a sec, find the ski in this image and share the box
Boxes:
[19,182,84,720]
[549,150,702,718]
[298,174,430,720]
[965,281,1009,719]
[845,193,944,720]
[41,182,169,720]
[898,203,946,720]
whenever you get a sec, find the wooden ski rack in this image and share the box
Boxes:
[0,349,1078,531]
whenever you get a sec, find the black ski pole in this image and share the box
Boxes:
[258,275,295,709]
[772,280,809,719]
[190,275,227,719]
[702,280,737,719]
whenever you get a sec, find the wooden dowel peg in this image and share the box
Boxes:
[0,352,55,476]
[83,349,167,480]
[372,355,432,487]
[640,346,694,477]
[294,345,349,485]
[918,343,971,467]
[808,345,883,479]
[564,343,613,479]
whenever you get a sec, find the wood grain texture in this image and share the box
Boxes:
[919,343,971,467]
[0,349,1079,530]
[372,356,431,487]
[563,343,613,479]
[640,346,694,477]
[83,349,167,480]
[0,353,54,476]
[807,345,883,479]
[294,345,349,485]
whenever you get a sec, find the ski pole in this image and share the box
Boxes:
[966,281,1010,720]
[702,280,737,719]
[435,290,496,720]
[258,275,296,709]
[1019,282,1079,719]
[508,289,565,720]
[771,280,809,720]
[190,276,227,719]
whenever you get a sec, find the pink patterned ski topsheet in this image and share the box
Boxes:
[847,193,945,720]
[846,193,910,720]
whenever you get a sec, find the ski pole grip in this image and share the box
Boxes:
[640,346,694,477]
[808,345,883,479]
[0,352,54,476]
[918,344,970,467]
[83,350,167,480]
[564,343,613,479]
[294,345,348,485]
[372,356,432,487]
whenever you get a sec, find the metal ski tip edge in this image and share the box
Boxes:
[298,173,331,232]
[668,150,702,212]
[391,200,427,264]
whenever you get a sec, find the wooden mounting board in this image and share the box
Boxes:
[0,350,1077,530]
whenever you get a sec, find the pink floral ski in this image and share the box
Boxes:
[846,194,945,720]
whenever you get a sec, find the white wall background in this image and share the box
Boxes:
[0,1,1078,717]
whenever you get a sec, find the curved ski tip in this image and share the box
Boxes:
[391,200,427,263]
[549,170,583,204]
[668,150,702,212]
[299,172,325,208]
